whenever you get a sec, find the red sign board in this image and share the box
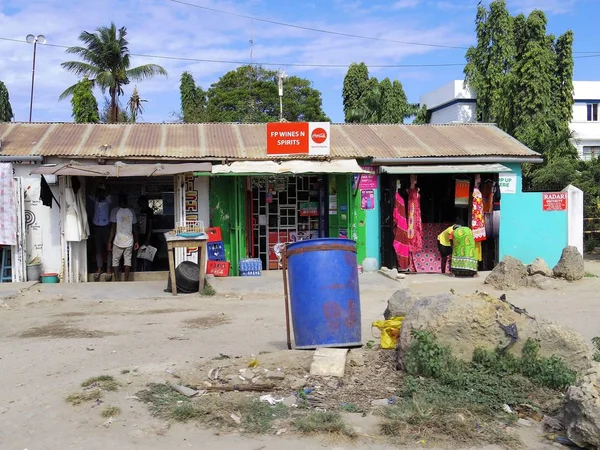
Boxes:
[267,122,330,156]
[542,192,568,211]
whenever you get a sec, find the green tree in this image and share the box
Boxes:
[59,22,167,122]
[180,71,206,123]
[464,0,514,126]
[205,65,329,123]
[554,30,575,123]
[100,97,130,123]
[342,62,370,123]
[412,104,431,124]
[70,77,99,123]
[0,80,14,122]
[127,86,147,123]
[343,67,413,124]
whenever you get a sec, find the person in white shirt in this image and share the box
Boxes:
[88,183,113,281]
[108,193,139,282]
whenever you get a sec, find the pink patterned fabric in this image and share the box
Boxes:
[0,163,17,246]
[393,192,410,270]
[407,188,423,253]
[471,188,487,243]
[410,223,452,273]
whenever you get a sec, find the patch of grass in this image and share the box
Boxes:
[339,403,364,414]
[585,272,599,278]
[592,337,600,362]
[243,401,289,434]
[136,383,288,433]
[200,282,216,296]
[380,397,520,448]
[120,369,130,375]
[81,375,119,392]
[66,389,103,405]
[293,411,356,438]
[101,406,121,418]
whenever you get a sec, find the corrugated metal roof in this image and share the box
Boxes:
[0,122,540,160]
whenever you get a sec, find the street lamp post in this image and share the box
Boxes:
[278,69,287,122]
[26,34,46,123]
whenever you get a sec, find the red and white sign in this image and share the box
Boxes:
[267,122,330,156]
[542,192,568,211]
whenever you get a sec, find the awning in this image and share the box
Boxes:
[212,159,369,175]
[30,162,212,177]
[379,163,512,175]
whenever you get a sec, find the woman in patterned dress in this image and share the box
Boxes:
[450,226,478,277]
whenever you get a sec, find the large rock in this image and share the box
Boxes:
[485,256,528,290]
[392,291,592,373]
[553,246,585,281]
[527,258,554,277]
[526,274,562,290]
[562,363,600,449]
[383,289,416,319]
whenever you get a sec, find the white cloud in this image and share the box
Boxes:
[0,0,472,123]
[393,0,422,9]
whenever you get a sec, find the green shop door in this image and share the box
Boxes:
[209,176,247,276]
[327,174,366,264]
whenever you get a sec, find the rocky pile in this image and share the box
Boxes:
[385,289,592,373]
[561,363,600,449]
[484,246,585,290]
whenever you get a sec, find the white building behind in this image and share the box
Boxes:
[419,80,600,160]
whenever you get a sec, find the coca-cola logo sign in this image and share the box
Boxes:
[311,127,327,144]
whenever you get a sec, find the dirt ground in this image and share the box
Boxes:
[1,262,600,450]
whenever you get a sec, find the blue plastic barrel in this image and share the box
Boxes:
[286,238,361,349]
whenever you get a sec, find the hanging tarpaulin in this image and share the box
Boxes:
[0,163,17,246]
[455,179,470,208]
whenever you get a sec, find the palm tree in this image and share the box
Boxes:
[59,23,167,122]
[127,86,147,123]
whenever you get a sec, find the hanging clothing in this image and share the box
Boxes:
[451,226,478,276]
[471,187,486,243]
[64,185,90,242]
[481,181,494,214]
[0,163,17,246]
[40,175,53,208]
[455,179,470,207]
[407,187,423,253]
[392,192,410,270]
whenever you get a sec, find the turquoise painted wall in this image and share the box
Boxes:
[365,181,381,267]
[499,163,568,266]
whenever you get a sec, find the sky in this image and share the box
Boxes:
[0,0,599,124]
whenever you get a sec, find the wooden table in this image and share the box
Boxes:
[164,232,208,296]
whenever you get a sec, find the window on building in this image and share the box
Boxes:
[582,146,600,161]
[587,103,599,121]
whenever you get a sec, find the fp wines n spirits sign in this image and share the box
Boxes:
[267,122,330,156]
[542,192,568,211]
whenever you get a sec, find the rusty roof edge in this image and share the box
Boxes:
[160,126,168,157]
[77,124,94,157]
[118,126,133,158]
[232,124,247,158]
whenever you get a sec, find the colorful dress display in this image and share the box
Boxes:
[407,187,423,253]
[471,186,486,262]
[455,179,470,207]
[392,192,410,270]
[450,226,478,276]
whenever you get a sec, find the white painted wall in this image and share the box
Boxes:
[13,164,63,277]
[419,80,475,109]
[563,184,584,256]
[430,103,476,124]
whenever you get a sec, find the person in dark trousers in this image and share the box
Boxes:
[437,224,460,274]
[108,193,139,282]
[88,183,113,281]
[137,195,154,272]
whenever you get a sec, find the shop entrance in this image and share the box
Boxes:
[249,175,326,270]
[381,172,500,273]
[85,176,175,274]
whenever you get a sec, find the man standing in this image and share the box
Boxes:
[108,193,139,282]
[137,195,154,272]
[88,183,113,281]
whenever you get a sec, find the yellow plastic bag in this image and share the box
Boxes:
[371,317,404,349]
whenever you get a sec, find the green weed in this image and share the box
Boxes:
[81,375,119,392]
[66,389,103,405]
[592,337,600,362]
[101,406,121,418]
[293,411,355,438]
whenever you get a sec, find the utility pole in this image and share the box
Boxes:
[26,34,46,123]
[278,69,287,122]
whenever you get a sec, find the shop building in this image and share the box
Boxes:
[0,122,581,283]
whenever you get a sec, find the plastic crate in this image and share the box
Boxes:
[207,260,230,277]
[239,258,262,276]
[206,227,223,243]
[207,242,225,261]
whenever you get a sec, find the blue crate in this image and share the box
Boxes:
[207,241,225,261]
[239,258,262,276]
